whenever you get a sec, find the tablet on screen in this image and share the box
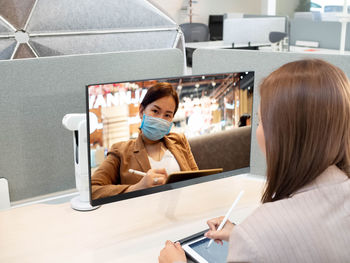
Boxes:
[182,236,229,263]
[165,168,223,184]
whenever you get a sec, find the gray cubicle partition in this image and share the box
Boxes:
[290,18,350,51]
[0,49,184,202]
[192,48,350,176]
[223,16,286,46]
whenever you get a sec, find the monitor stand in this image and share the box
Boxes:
[62,113,100,211]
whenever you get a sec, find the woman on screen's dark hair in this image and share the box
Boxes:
[159,59,350,262]
[238,113,251,127]
[141,82,180,116]
[91,82,198,199]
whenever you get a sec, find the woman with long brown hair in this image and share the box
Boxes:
[159,59,350,262]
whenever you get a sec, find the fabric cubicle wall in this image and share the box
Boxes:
[192,48,350,176]
[0,49,184,202]
[290,18,350,51]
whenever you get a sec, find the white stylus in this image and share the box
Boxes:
[128,169,146,176]
[206,190,244,249]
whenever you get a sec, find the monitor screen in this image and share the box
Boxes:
[86,72,254,206]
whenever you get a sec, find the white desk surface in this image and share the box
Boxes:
[0,173,265,263]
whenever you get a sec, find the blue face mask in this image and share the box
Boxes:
[140,114,173,141]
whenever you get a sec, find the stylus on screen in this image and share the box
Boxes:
[128,169,146,177]
[206,190,245,249]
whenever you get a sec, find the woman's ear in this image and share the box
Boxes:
[139,105,144,119]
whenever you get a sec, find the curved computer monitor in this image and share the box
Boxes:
[86,72,254,206]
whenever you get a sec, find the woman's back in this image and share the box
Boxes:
[228,166,350,263]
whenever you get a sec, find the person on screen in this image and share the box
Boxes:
[158,59,350,262]
[238,113,251,127]
[91,82,198,199]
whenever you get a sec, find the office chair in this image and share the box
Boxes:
[269,31,287,43]
[180,23,210,43]
[269,31,289,52]
[179,23,210,67]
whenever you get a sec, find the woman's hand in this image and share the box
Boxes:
[159,240,186,263]
[204,216,235,245]
[128,168,168,192]
[141,168,168,187]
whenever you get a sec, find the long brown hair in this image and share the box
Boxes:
[260,59,350,203]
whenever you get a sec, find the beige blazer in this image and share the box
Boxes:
[227,165,350,263]
[91,132,198,199]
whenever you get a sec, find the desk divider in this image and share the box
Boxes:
[192,48,350,176]
[0,49,184,202]
[290,19,343,50]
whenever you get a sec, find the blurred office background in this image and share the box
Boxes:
[2,0,345,61]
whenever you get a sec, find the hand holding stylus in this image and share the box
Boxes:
[128,168,168,191]
[205,216,234,246]
[205,190,244,247]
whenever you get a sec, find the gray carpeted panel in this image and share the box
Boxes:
[192,48,350,176]
[0,39,16,59]
[27,0,176,33]
[0,48,183,202]
[29,31,178,56]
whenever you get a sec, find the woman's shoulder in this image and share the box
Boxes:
[166,132,186,141]
[165,132,188,146]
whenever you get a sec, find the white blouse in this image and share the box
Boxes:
[148,149,181,175]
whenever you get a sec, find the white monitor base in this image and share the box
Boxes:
[70,196,100,211]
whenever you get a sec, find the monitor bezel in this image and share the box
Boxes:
[86,71,254,207]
